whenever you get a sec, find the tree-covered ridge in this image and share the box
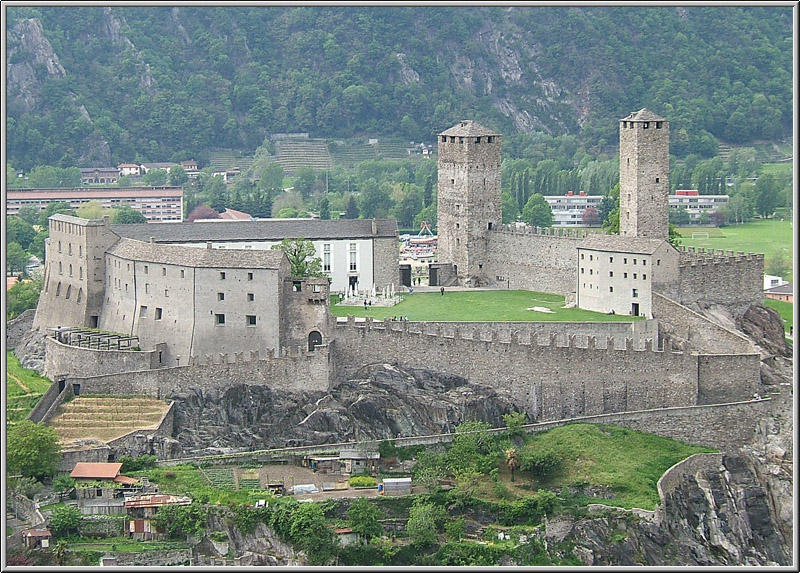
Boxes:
[5,6,792,171]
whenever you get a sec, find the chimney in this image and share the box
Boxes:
[207,241,213,249]
[150,237,155,243]
[372,219,378,235]
[103,215,110,227]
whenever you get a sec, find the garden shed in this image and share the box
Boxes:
[380,477,412,496]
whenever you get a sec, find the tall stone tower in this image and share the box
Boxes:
[437,120,502,286]
[619,109,670,240]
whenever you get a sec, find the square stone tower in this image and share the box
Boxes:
[619,109,670,240]
[437,120,502,286]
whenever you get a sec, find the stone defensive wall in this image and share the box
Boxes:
[484,225,582,294]
[345,319,659,349]
[51,344,331,401]
[657,452,724,503]
[5,308,35,349]
[653,293,755,355]
[672,247,764,310]
[332,317,759,421]
[45,335,158,380]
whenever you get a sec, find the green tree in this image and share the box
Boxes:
[112,205,148,224]
[501,190,519,223]
[53,474,76,501]
[289,502,338,565]
[406,500,442,548]
[7,420,61,480]
[344,195,360,219]
[27,166,81,188]
[143,168,169,186]
[38,201,74,228]
[6,242,30,275]
[347,497,383,543]
[75,199,114,220]
[293,167,317,200]
[169,165,189,186]
[16,206,41,226]
[521,193,553,227]
[502,411,527,438]
[359,179,394,219]
[6,216,37,250]
[766,250,790,278]
[318,196,331,220]
[7,278,42,319]
[271,237,324,277]
[754,173,781,217]
[49,505,83,536]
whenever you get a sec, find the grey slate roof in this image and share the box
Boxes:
[765,283,793,295]
[578,234,671,255]
[621,108,666,122]
[50,213,109,227]
[439,120,500,137]
[107,238,285,269]
[111,218,398,243]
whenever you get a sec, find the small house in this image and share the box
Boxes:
[338,449,380,474]
[124,494,192,540]
[765,283,793,303]
[70,462,141,514]
[334,527,360,547]
[22,529,51,549]
[380,477,412,496]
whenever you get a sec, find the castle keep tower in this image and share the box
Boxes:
[437,120,502,286]
[619,109,669,240]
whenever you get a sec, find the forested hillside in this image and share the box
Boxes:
[5,5,793,170]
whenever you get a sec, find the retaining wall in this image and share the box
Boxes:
[45,336,157,380]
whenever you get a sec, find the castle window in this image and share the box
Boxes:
[624,273,628,278]
[451,179,455,185]
[59,262,63,274]
[181,269,185,278]
[79,245,82,257]
[145,283,150,293]
[581,253,584,260]
[633,259,636,265]
[459,137,464,143]
[589,269,593,275]
[456,238,461,246]
[58,241,62,253]
[624,258,628,264]
[77,288,82,302]
[656,121,663,129]
[248,293,255,301]
[633,273,637,279]
[475,137,481,143]
[487,136,494,143]
[293,281,302,292]
[144,265,148,274]
[312,283,322,293]
[609,257,613,263]
[581,268,584,274]
[125,283,128,292]
[79,267,83,279]
[643,274,647,280]
[162,267,166,276]
[248,272,254,280]
[218,292,225,301]
[657,259,661,266]
[140,306,148,318]
[488,222,492,230]
[246,315,257,326]
[165,289,169,297]
[155,308,163,320]
[349,243,357,271]
[589,255,593,261]
[456,223,460,230]
[65,286,71,300]
[215,313,225,325]
[220,271,226,280]
[441,136,446,143]
[643,122,649,129]
[450,137,455,143]
[609,286,614,292]
[609,271,613,277]
[632,289,638,298]
[68,244,72,255]
[655,178,660,183]
[642,260,646,266]
[56,283,61,296]
[323,244,331,272]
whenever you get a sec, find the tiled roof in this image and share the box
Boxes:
[71,462,122,479]
[439,120,501,137]
[621,108,666,122]
[579,234,670,255]
[107,238,285,269]
[124,494,192,508]
[7,276,19,291]
[111,218,399,243]
[114,475,141,485]
[22,529,52,537]
[765,283,793,295]
[219,208,254,220]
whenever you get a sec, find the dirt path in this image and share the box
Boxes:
[7,372,31,393]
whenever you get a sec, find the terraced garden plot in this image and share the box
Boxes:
[200,467,236,490]
[238,478,262,490]
[48,396,170,444]
[6,351,52,423]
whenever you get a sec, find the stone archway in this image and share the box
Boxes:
[308,330,323,351]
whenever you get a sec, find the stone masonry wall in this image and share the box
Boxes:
[45,336,156,380]
[6,308,35,349]
[373,236,401,290]
[653,292,755,355]
[484,228,580,295]
[697,354,761,405]
[672,252,764,312]
[58,345,331,400]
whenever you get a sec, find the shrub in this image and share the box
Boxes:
[349,475,377,488]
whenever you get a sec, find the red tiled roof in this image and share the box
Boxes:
[334,528,354,534]
[71,462,122,479]
[219,208,253,220]
[22,529,52,538]
[7,276,19,291]
[114,475,141,485]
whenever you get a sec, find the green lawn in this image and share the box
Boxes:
[6,350,52,422]
[331,290,642,323]
[137,464,277,506]
[675,219,794,283]
[519,423,717,510]
[764,298,793,335]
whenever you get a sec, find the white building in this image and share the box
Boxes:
[669,190,729,221]
[543,192,604,227]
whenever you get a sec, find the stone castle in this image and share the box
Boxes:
[26,109,774,461]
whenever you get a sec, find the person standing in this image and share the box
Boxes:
[440,286,445,296]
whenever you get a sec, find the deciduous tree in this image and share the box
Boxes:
[7,420,61,480]
[271,237,324,277]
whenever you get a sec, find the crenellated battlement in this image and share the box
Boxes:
[678,246,764,267]
[187,345,323,366]
[335,315,689,356]
[493,224,588,239]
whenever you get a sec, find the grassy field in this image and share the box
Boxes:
[6,351,52,423]
[138,464,277,506]
[331,290,643,322]
[675,218,794,283]
[514,423,717,510]
[764,299,794,335]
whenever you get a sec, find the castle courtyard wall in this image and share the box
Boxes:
[45,336,157,380]
[671,250,764,312]
[484,227,580,294]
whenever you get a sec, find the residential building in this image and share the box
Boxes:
[764,274,788,290]
[669,190,729,222]
[70,462,141,514]
[124,494,192,540]
[6,186,184,222]
[117,164,142,177]
[81,167,120,185]
[140,162,178,174]
[765,283,793,303]
[543,191,604,227]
